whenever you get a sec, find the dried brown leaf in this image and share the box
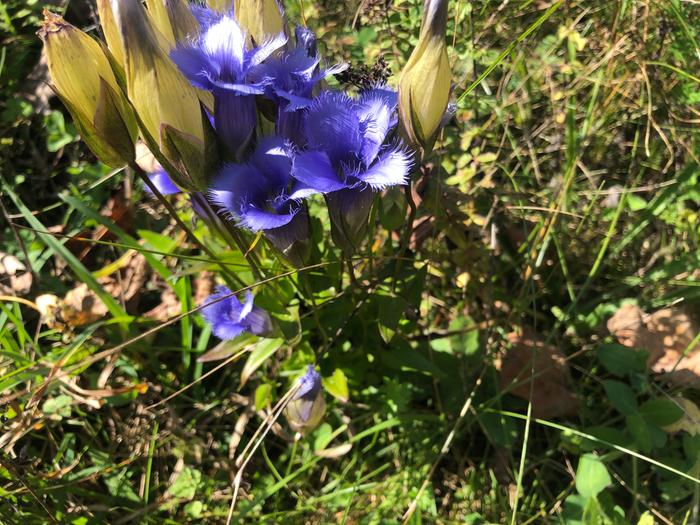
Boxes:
[496,329,579,418]
[144,288,181,321]
[608,305,700,387]
[0,253,32,295]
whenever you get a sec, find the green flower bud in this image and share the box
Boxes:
[145,0,200,47]
[96,0,125,70]
[325,187,374,257]
[398,0,451,154]
[206,0,232,12]
[38,10,137,167]
[112,0,209,189]
[234,0,285,44]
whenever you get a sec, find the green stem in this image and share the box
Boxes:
[132,162,240,285]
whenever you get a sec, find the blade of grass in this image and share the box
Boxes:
[2,179,128,323]
[491,409,700,486]
[456,1,563,105]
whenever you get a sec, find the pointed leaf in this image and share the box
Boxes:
[240,338,284,386]
[575,454,611,499]
[323,368,349,402]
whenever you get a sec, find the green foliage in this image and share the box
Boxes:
[1,0,700,523]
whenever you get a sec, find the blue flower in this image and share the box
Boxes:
[292,88,411,194]
[291,88,411,253]
[285,365,326,433]
[170,14,286,156]
[209,136,310,231]
[201,286,273,340]
[251,26,345,143]
[296,364,323,399]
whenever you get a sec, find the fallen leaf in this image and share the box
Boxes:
[194,271,215,305]
[0,253,32,295]
[46,252,150,329]
[61,283,109,326]
[77,187,133,261]
[144,288,181,322]
[496,329,579,418]
[608,305,700,387]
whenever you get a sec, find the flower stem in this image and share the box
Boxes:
[392,178,418,290]
[131,162,240,285]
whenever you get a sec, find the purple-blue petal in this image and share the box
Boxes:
[355,145,411,190]
[243,306,273,336]
[212,320,247,340]
[209,163,263,214]
[295,25,317,56]
[296,364,322,400]
[170,46,215,91]
[213,90,257,155]
[303,91,363,165]
[292,151,348,193]
[145,169,181,196]
[248,32,288,66]
[240,204,297,231]
[200,285,271,340]
[250,137,292,186]
[190,5,226,29]
[357,87,398,165]
[202,16,245,75]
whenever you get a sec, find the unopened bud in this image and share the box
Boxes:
[96,0,125,69]
[234,0,285,44]
[398,0,451,154]
[206,0,233,12]
[145,0,200,47]
[325,187,374,256]
[112,0,208,189]
[285,365,326,434]
[39,10,137,167]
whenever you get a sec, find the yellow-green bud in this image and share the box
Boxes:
[398,0,451,153]
[206,0,232,12]
[112,0,207,189]
[145,0,200,48]
[234,0,285,44]
[38,10,137,167]
[96,0,125,70]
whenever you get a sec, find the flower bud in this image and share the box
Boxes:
[39,10,137,167]
[285,365,326,434]
[206,0,233,12]
[264,205,312,268]
[234,0,285,44]
[398,0,451,153]
[96,0,125,69]
[145,0,200,47]
[325,187,374,256]
[112,0,208,189]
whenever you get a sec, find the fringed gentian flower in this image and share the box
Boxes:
[285,365,326,434]
[170,13,286,157]
[252,26,345,144]
[209,137,312,266]
[291,88,411,254]
[201,285,273,340]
